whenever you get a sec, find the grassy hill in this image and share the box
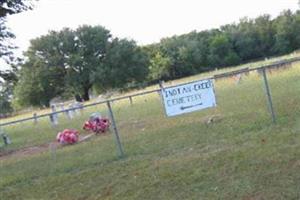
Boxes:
[0,58,300,199]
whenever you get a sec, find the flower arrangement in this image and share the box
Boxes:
[56,129,79,144]
[83,117,110,134]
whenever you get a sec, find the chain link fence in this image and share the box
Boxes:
[0,57,300,177]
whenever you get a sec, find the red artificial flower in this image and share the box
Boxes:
[57,129,79,144]
[83,117,110,134]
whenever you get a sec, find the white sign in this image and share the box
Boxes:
[161,79,216,117]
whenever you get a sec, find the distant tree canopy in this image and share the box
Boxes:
[144,10,300,82]
[14,25,149,107]
[12,9,300,108]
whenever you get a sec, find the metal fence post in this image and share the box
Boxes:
[51,105,59,124]
[158,80,165,99]
[106,100,125,158]
[261,68,276,124]
[49,114,58,126]
[33,113,38,124]
[129,96,133,105]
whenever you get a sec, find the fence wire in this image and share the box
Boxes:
[0,58,300,177]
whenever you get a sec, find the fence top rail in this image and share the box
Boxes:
[1,56,300,127]
[0,89,161,127]
[214,67,249,79]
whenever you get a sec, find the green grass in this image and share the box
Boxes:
[1,62,300,199]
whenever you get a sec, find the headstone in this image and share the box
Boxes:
[0,130,11,146]
[89,112,102,121]
[3,134,11,145]
[68,104,75,119]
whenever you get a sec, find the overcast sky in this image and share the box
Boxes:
[1,0,299,70]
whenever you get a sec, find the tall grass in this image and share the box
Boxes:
[0,62,300,199]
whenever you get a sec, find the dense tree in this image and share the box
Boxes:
[14,25,111,106]
[273,10,296,54]
[0,0,33,17]
[148,51,171,81]
[13,29,70,108]
[144,9,300,81]
[159,36,199,78]
[95,38,149,89]
[208,33,240,67]
[254,15,275,56]
[64,25,111,101]
[180,31,211,72]
[293,10,300,48]
[14,25,149,107]
[0,90,13,115]
[227,18,260,61]
[0,0,33,62]
[13,63,49,107]
[0,70,16,115]
[0,0,34,114]
[13,55,65,108]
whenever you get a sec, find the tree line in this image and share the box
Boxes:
[13,26,149,107]
[1,6,300,113]
[0,0,33,115]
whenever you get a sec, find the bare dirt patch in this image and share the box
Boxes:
[0,143,51,161]
[0,133,95,161]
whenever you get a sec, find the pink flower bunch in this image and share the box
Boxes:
[83,117,110,134]
[56,129,79,144]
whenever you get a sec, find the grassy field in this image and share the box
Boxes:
[0,60,300,199]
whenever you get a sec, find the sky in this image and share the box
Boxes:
[1,0,299,70]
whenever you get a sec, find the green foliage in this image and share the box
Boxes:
[254,15,275,56]
[14,25,149,107]
[0,83,13,115]
[64,25,111,101]
[14,25,111,106]
[13,62,64,108]
[0,0,35,114]
[148,51,171,81]
[208,33,240,67]
[158,36,200,79]
[95,38,149,89]
[144,9,300,82]
[0,0,33,17]
[13,31,68,108]
[273,10,300,54]
[0,0,33,62]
